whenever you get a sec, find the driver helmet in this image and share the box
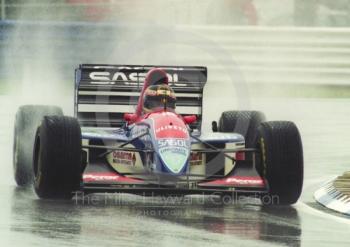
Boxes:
[143,84,176,113]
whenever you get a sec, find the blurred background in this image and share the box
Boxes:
[1,0,350,100]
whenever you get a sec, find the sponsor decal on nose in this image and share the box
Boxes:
[157,139,190,174]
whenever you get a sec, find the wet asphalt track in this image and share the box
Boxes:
[1,96,350,247]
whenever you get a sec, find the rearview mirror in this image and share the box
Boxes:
[124,113,138,123]
[183,115,197,125]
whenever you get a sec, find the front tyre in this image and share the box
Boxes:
[33,116,82,199]
[256,121,303,205]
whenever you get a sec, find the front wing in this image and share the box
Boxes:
[80,162,268,196]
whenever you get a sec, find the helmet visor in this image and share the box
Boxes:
[143,86,176,111]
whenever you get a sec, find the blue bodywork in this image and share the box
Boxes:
[81,122,245,176]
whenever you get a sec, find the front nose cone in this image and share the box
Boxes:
[157,138,190,174]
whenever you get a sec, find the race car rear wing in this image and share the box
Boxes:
[75,64,207,130]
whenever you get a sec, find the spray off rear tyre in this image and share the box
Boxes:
[13,105,63,186]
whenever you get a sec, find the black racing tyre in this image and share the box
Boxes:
[256,121,303,205]
[219,111,266,147]
[33,116,82,199]
[13,105,63,186]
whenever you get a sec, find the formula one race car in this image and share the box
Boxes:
[13,65,303,204]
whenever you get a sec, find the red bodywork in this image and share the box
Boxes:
[124,68,196,126]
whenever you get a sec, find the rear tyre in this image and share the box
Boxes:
[256,121,303,205]
[219,111,266,147]
[33,116,82,199]
[13,105,63,186]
